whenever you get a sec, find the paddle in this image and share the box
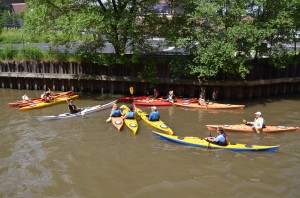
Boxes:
[130,86,134,97]
[243,119,260,133]
[106,115,112,122]
[207,132,211,150]
[106,104,115,122]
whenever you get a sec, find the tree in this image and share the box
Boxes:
[0,0,9,33]
[24,0,168,66]
[168,0,299,81]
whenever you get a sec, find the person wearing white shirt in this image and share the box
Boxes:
[247,112,265,133]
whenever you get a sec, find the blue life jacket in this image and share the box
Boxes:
[153,111,160,120]
[149,111,160,121]
[112,109,122,117]
[126,111,135,119]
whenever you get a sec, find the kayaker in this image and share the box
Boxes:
[148,106,160,121]
[205,126,228,146]
[46,87,52,95]
[121,106,135,119]
[110,103,122,117]
[246,112,266,133]
[46,88,55,101]
[152,88,159,99]
[41,91,50,102]
[198,95,206,106]
[165,90,177,103]
[22,92,30,102]
[67,100,80,114]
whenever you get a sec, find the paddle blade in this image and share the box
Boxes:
[129,87,134,95]
[106,117,112,122]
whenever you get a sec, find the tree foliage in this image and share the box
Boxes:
[168,0,300,81]
[0,0,9,35]
[23,0,300,81]
[24,0,167,66]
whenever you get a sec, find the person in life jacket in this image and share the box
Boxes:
[152,88,159,99]
[121,106,135,119]
[246,111,266,133]
[148,106,160,121]
[67,100,80,114]
[198,95,206,106]
[205,126,228,146]
[110,104,122,117]
[22,92,30,102]
[165,90,177,103]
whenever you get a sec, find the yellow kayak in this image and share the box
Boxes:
[120,105,138,135]
[19,95,79,111]
[136,107,173,135]
[152,131,280,152]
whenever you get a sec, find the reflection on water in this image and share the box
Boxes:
[0,89,300,197]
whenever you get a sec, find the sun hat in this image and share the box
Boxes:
[254,112,261,116]
[151,106,157,110]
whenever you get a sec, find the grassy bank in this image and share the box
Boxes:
[0,29,49,44]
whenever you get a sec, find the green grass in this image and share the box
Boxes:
[0,28,50,44]
[0,44,81,62]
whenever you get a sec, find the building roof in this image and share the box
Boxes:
[3,0,25,3]
[4,0,26,13]
[12,3,26,13]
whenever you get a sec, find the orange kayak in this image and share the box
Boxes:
[174,102,245,110]
[206,124,299,133]
[111,117,124,131]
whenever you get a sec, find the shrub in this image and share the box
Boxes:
[17,46,43,60]
[0,45,17,60]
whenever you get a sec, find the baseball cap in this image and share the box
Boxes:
[151,106,157,110]
[254,112,261,116]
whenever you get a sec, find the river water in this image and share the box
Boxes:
[0,89,300,198]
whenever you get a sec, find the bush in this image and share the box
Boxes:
[17,46,43,60]
[0,29,23,44]
[0,45,18,60]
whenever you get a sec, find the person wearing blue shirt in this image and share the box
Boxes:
[110,104,122,117]
[121,106,135,119]
[205,126,228,146]
[148,106,160,121]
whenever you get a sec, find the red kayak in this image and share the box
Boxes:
[8,91,74,108]
[8,97,42,107]
[134,99,173,106]
[119,96,149,102]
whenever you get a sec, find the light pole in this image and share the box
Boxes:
[19,18,25,54]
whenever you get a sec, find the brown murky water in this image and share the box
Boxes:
[0,89,300,198]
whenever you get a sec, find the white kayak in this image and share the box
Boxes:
[36,100,117,121]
